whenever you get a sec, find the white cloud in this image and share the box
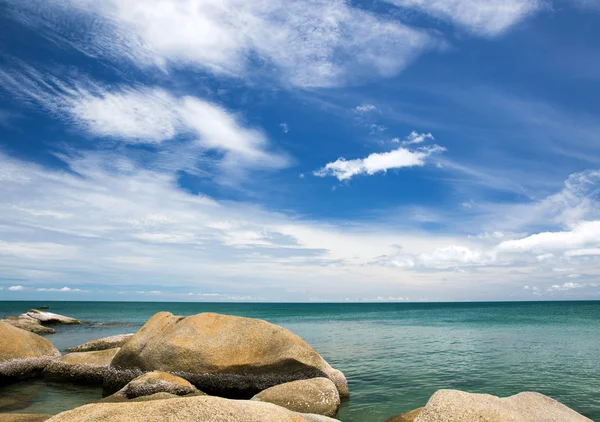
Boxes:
[354,104,377,113]
[566,248,600,257]
[314,137,445,181]
[0,69,288,176]
[548,282,586,291]
[280,123,289,133]
[37,287,85,292]
[393,131,435,145]
[6,0,438,88]
[8,285,25,291]
[418,245,494,266]
[385,0,544,37]
[497,220,600,253]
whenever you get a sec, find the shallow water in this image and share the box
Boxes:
[1,301,599,421]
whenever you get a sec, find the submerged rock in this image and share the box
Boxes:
[413,390,592,422]
[0,415,52,422]
[1,315,55,335]
[104,312,348,399]
[385,408,423,422]
[25,310,81,325]
[46,395,340,422]
[252,377,340,417]
[65,334,134,353]
[43,348,119,385]
[111,371,201,400]
[0,321,60,384]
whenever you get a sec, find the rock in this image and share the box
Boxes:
[0,415,52,422]
[43,348,119,385]
[46,395,340,422]
[252,377,340,417]
[386,408,424,422]
[0,321,60,384]
[101,391,206,404]
[413,390,592,422]
[1,316,55,335]
[112,371,200,400]
[105,312,348,399]
[65,334,134,353]
[25,310,81,325]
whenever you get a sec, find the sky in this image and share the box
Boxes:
[0,0,599,302]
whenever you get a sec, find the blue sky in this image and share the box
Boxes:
[1,0,599,302]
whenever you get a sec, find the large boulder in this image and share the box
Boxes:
[252,377,340,417]
[46,395,340,422]
[1,316,55,334]
[0,321,60,384]
[111,371,200,400]
[43,348,119,385]
[25,310,81,325]
[413,390,592,422]
[65,334,134,353]
[386,408,423,422]
[104,312,348,399]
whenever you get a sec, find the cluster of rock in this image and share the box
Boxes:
[0,310,347,421]
[1,309,82,336]
[0,309,594,422]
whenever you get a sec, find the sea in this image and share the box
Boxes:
[1,301,599,421]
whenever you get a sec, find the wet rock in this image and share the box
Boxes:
[65,334,134,353]
[386,407,423,422]
[252,377,340,417]
[413,390,592,422]
[46,395,341,422]
[43,348,119,385]
[0,321,60,384]
[25,310,81,325]
[104,312,348,399]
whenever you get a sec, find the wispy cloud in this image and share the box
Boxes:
[354,104,377,113]
[314,132,445,181]
[5,0,439,88]
[385,0,545,37]
[0,66,289,179]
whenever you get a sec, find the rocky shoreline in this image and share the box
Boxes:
[0,309,593,421]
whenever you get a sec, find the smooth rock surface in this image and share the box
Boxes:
[43,348,119,384]
[413,390,592,422]
[46,395,340,422]
[386,408,424,422]
[1,316,55,335]
[65,334,134,353]
[112,371,200,399]
[105,312,348,398]
[25,310,81,325]
[0,321,60,383]
[252,377,340,417]
[0,415,52,422]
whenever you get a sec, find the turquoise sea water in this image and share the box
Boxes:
[1,301,599,421]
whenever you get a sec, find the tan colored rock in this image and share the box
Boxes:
[46,395,340,422]
[0,321,60,383]
[43,348,119,385]
[386,407,424,422]
[1,316,55,335]
[25,310,80,325]
[414,390,592,422]
[0,415,52,422]
[112,371,200,399]
[252,377,340,417]
[65,334,134,353]
[105,312,348,399]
